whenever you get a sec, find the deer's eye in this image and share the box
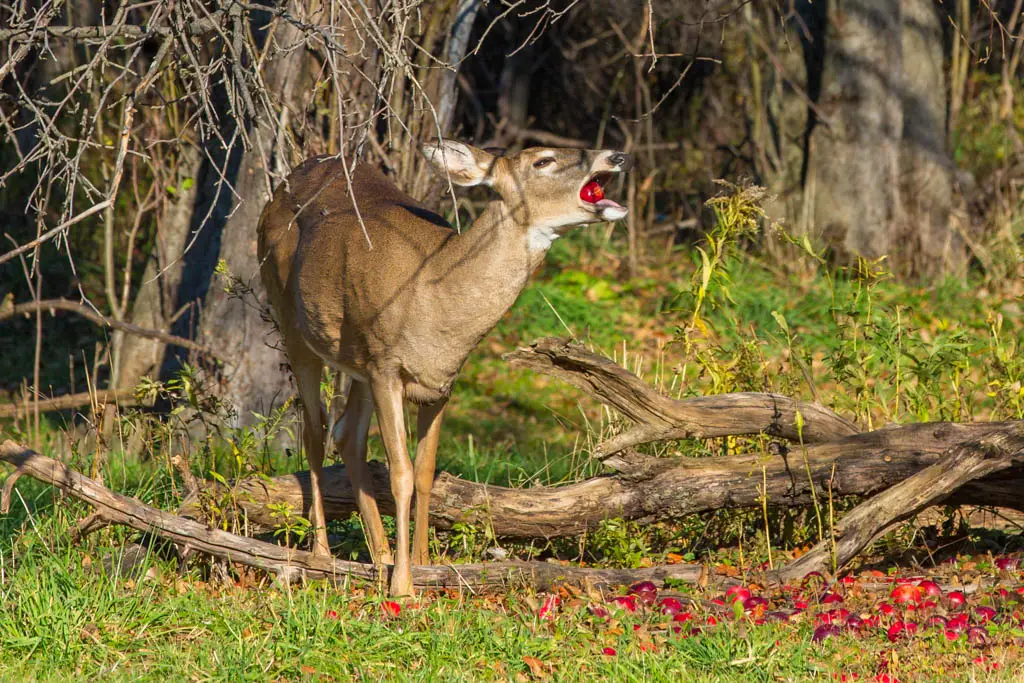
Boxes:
[533,158,554,169]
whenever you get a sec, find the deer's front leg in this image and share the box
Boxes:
[413,398,447,565]
[370,374,415,597]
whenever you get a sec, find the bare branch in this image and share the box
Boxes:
[0,298,223,360]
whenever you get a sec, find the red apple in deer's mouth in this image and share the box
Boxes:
[579,175,627,221]
[580,180,605,203]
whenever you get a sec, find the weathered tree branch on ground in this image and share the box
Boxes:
[505,338,859,461]
[774,423,1024,582]
[5,422,1022,590]
[179,421,1024,538]
[0,441,703,590]
[0,298,222,361]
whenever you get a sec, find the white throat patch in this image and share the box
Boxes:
[527,224,561,253]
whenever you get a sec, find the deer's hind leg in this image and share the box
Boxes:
[332,379,394,565]
[370,373,415,597]
[291,349,331,557]
[413,398,447,566]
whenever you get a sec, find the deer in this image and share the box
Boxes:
[257,140,632,596]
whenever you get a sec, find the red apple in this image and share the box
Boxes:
[945,590,966,608]
[947,613,969,632]
[966,625,988,646]
[725,585,752,604]
[743,596,768,611]
[886,620,917,642]
[995,556,1020,571]
[845,615,865,632]
[890,584,923,605]
[628,580,658,605]
[580,181,605,203]
[610,595,638,613]
[817,608,851,625]
[812,624,842,642]
[657,597,684,615]
[973,606,996,623]
[537,595,558,621]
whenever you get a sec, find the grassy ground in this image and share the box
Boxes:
[2,210,1023,679]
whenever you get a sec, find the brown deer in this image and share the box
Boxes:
[257,140,631,596]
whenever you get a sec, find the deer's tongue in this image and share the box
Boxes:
[595,198,624,210]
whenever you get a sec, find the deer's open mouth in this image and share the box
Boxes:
[579,172,627,221]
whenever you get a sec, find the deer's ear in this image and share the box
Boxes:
[422,140,494,187]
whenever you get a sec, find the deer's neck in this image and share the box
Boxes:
[422,201,547,349]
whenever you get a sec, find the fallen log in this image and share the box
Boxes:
[179,421,1024,538]
[5,426,1023,590]
[0,440,702,590]
[775,422,1024,582]
[4,336,1022,591]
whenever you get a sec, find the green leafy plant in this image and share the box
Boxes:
[268,501,312,546]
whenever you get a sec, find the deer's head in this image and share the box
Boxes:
[423,140,631,244]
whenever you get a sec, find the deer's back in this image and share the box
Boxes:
[257,156,456,373]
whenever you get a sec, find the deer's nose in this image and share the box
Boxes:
[608,152,632,170]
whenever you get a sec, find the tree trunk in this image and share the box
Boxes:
[115,145,203,391]
[897,0,964,277]
[164,17,310,426]
[808,0,905,261]
[754,0,962,278]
